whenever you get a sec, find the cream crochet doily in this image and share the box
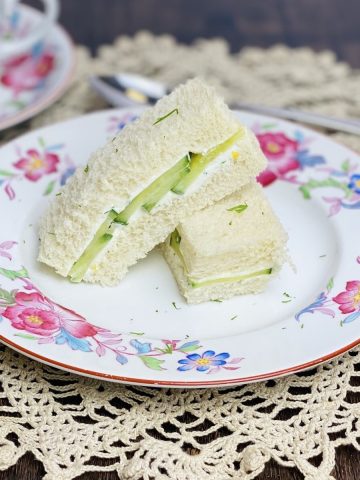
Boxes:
[0,32,360,480]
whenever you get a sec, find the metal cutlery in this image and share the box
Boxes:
[89,73,360,136]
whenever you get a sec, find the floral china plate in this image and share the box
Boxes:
[0,108,359,387]
[0,5,75,131]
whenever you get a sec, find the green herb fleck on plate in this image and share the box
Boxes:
[230,315,238,321]
[327,277,334,291]
[84,165,89,173]
[172,301,181,310]
[282,292,294,303]
[15,333,37,340]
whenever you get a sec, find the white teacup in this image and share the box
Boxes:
[0,0,59,60]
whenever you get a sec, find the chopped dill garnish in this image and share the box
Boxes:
[153,108,179,125]
[227,204,248,214]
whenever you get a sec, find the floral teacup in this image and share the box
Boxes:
[0,0,59,122]
[0,0,59,60]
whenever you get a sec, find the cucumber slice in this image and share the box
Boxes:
[172,129,244,194]
[68,156,190,282]
[142,158,190,212]
[115,154,190,222]
[68,210,117,282]
[189,268,272,288]
[169,229,183,259]
[170,228,181,250]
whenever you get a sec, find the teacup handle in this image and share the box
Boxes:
[0,0,59,59]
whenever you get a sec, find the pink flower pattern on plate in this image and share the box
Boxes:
[0,261,242,371]
[0,137,76,200]
[3,292,60,336]
[333,281,360,314]
[1,290,103,348]
[296,264,360,326]
[13,148,59,181]
[59,304,101,338]
[0,241,17,261]
[256,132,301,186]
[0,243,241,371]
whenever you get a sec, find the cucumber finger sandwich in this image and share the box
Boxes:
[163,182,288,304]
[38,78,267,285]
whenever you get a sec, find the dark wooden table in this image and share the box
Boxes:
[28,0,360,68]
[1,1,359,478]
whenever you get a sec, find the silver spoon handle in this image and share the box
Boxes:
[233,102,360,136]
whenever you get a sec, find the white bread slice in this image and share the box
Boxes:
[162,182,288,304]
[38,78,266,285]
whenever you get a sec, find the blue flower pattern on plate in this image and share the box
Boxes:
[178,350,230,372]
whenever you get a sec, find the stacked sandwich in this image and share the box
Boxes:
[39,78,287,303]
